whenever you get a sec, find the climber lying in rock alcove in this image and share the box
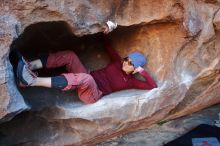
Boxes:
[9,21,157,105]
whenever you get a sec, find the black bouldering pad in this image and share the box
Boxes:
[164,124,220,146]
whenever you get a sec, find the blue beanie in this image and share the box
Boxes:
[128,52,147,68]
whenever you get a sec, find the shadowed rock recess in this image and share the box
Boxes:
[0,0,220,145]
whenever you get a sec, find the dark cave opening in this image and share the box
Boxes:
[10,21,109,77]
[9,21,112,109]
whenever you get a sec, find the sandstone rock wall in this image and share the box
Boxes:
[0,0,220,145]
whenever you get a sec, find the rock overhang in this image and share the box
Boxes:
[0,0,220,145]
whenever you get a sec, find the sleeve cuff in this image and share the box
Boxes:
[138,67,145,73]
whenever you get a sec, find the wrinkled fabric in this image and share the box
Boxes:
[46,50,102,104]
[90,35,157,95]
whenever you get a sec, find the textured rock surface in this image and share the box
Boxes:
[0,14,29,122]
[0,0,220,145]
[96,104,220,146]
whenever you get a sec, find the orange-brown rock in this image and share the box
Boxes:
[0,0,220,145]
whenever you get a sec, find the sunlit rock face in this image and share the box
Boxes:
[0,0,220,145]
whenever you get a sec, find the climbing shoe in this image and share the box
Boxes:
[16,59,37,86]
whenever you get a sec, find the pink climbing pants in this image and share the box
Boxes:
[46,50,102,104]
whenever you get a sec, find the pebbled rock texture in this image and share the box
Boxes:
[0,0,220,145]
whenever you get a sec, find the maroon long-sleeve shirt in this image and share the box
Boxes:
[90,36,157,95]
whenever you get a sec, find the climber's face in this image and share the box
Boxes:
[122,57,135,74]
